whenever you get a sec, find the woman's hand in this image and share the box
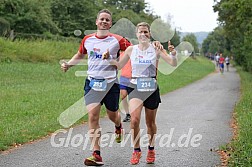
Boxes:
[152,41,164,50]
[168,41,176,56]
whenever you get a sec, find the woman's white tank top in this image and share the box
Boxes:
[130,44,158,79]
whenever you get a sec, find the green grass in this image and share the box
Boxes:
[0,37,79,63]
[225,66,252,166]
[0,62,87,150]
[158,57,215,94]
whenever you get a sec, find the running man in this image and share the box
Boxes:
[219,53,225,74]
[61,9,130,166]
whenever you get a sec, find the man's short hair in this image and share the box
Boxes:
[136,22,150,32]
[97,9,112,19]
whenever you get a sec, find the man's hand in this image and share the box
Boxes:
[61,60,70,72]
[102,49,110,59]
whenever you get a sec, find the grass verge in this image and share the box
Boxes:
[0,37,79,63]
[223,66,252,166]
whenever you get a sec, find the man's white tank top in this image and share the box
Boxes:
[130,44,158,83]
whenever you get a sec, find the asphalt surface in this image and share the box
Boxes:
[0,65,240,167]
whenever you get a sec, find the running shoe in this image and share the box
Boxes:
[146,150,155,164]
[123,114,131,122]
[115,124,123,143]
[84,152,104,166]
[130,151,142,165]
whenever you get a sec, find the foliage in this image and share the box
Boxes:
[202,26,229,55]
[51,0,98,37]
[103,0,146,14]
[212,0,252,72]
[171,30,181,47]
[182,33,199,54]
[0,0,58,34]
[0,0,160,39]
[0,17,10,36]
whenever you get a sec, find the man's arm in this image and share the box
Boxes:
[61,51,85,72]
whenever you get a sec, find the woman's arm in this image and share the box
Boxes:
[103,46,132,70]
[158,41,177,67]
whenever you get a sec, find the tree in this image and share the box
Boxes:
[171,29,180,47]
[213,0,252,72]
[0,0,161,41]
[182,33,199,55]
[51,0,98,37]
[0,17,10,36]
[103,0,146,13]
[0,0,58,34]
[202,26,229,55]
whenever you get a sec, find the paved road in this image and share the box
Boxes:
[0,65,240,167]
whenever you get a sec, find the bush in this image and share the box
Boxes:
[0,17,10,37]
